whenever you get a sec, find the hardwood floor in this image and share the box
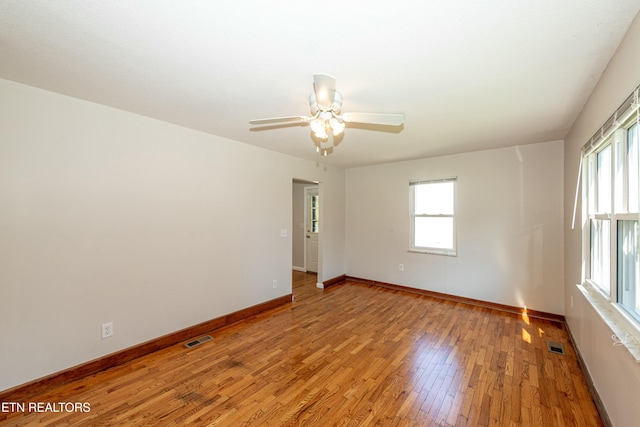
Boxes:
[1,271,601,426]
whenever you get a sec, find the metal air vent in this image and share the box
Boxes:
[547,340,565,355]
[184,335,213,349]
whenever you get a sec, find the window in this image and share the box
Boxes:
[584,120,639,318]
[618,219,639,321]
[587,144,613,295]
[309,193,319,233]
[579,85,640,359]
[590,218,610,294]
[410,178,456,255]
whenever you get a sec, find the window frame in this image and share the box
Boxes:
[583,118,640,323]
[578,85,640,360]
[409,178,457,256]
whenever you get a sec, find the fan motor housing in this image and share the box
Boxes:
[309,91,342,114]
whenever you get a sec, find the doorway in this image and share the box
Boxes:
[292,179,320,281]
[305,186,319,273]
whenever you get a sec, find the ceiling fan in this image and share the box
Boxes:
[249,74,405,156]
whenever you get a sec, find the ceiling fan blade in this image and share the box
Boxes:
[249,116,308,125]
[342,112,405,126]
[249,121,309,132]
[313,73,337,109]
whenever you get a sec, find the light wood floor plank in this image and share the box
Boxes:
[1,271,602,426]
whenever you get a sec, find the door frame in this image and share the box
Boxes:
[292,179,323,287]
[304,185,319,273]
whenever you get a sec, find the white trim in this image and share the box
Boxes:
[409,178,457,255]
[303,185,319,273]
[409,177,457,186]
[408,249,457,257]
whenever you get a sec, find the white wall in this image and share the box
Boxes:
[0,79,345,391]
[318,179,346,282]
[563,12,640,427]
[346,140,564,314]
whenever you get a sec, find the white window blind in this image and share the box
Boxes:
[582,84,640,155]
[572,84,640,229]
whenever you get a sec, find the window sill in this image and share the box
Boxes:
[577,282,640,362]
[408,249,457,257]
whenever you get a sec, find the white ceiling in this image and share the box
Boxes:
[2,1,639,168]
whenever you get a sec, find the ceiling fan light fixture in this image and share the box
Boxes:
[310,118,324,134]
[329,118,345,136]
[314,126,328,140]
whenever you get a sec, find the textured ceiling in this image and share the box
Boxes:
[1,1,640,168]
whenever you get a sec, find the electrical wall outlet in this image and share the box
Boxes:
[101,322,114,339]
[399,264,405,271]
[273,280,278,288]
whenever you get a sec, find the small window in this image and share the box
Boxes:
[309,193,319,233]
[410,178,456,256]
